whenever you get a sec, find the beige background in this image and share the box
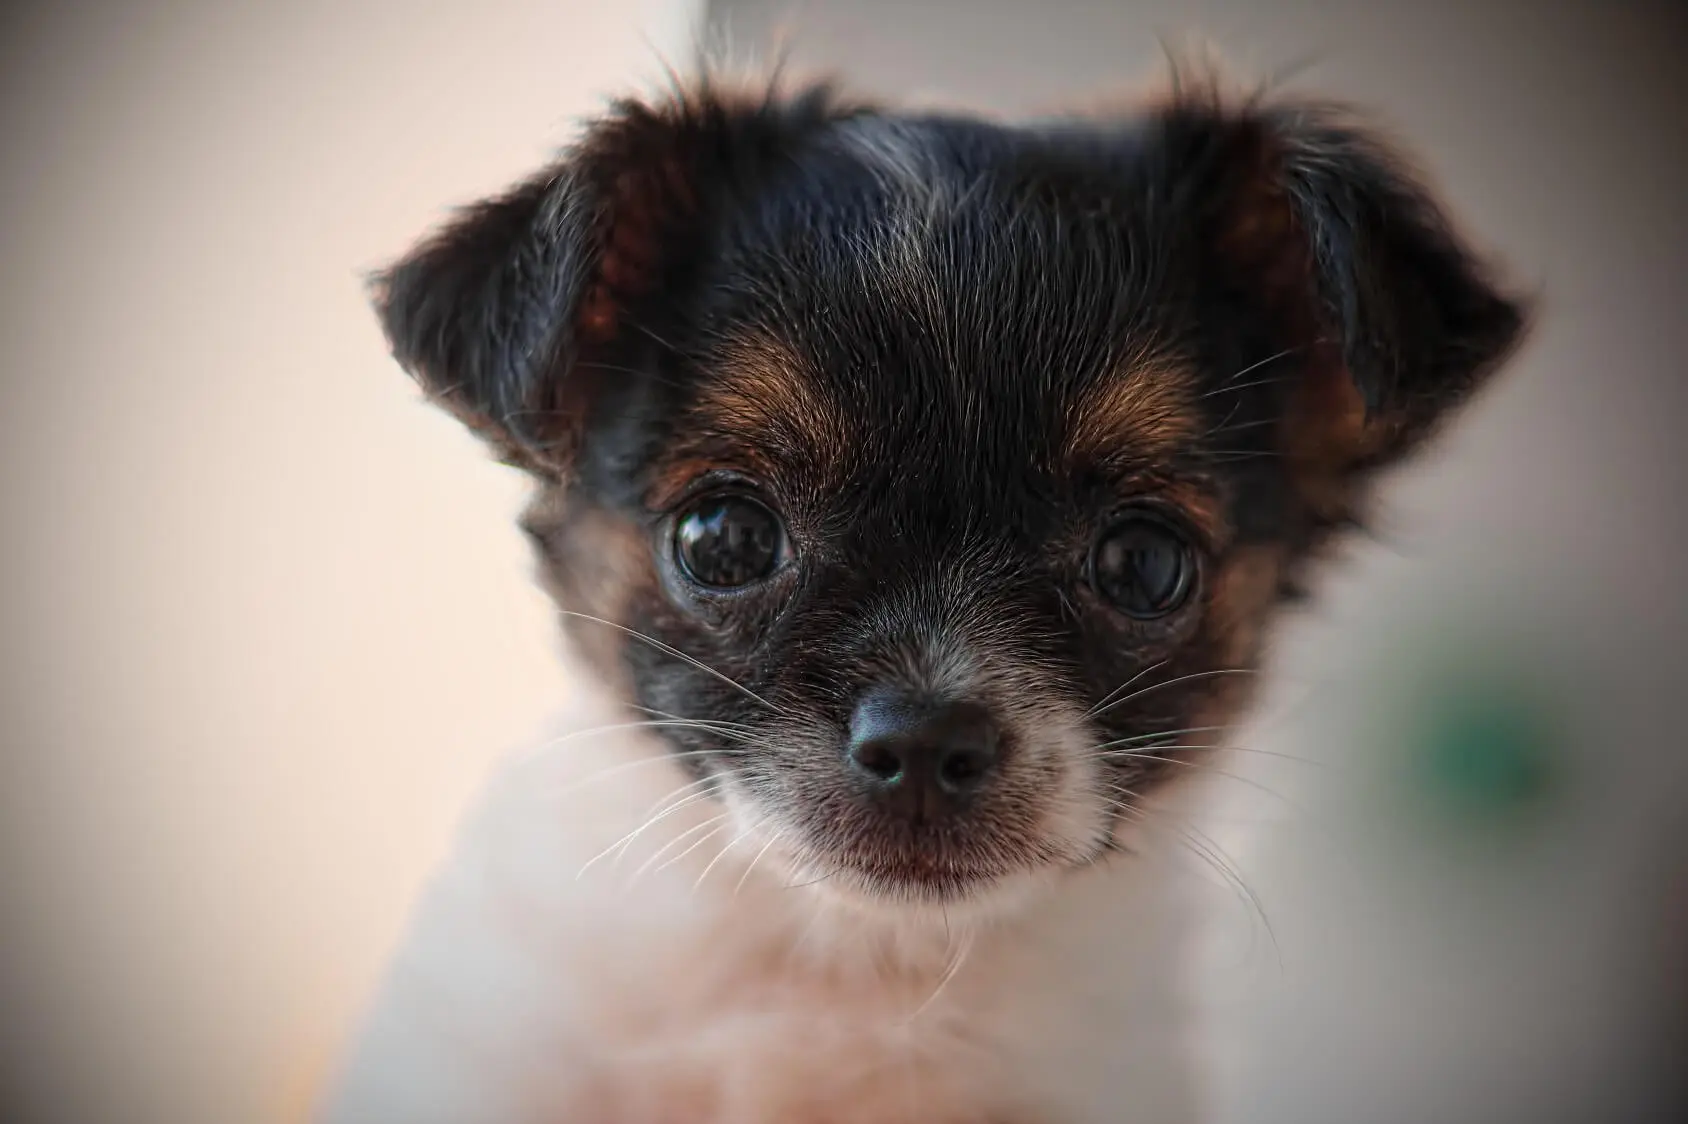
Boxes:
[2,1,1684,1123]
[0,3,700,1123]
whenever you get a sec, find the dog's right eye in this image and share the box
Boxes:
[674,494,786,589]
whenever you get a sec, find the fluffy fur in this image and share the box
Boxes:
[321,66,1525,1124]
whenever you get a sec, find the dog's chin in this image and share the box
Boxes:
[719,768,1113,924]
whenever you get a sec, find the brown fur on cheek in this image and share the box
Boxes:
[1203,542,1289,683]
[521,486,657,686]
[1126,543,1288,808]
[1280,355,1381,527]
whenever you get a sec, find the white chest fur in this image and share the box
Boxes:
[321,686,1223,1124]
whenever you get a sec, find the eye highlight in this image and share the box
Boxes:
[1091,511,1197,620]
[673,493,786,590]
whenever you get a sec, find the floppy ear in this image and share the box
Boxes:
[1265,102,1527,455]
[371,80,856,474]
[1160,90,1529,480]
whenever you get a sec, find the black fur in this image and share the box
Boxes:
[372,80,865,466]
[373,75,1527,901]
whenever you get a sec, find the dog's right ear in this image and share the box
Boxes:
[371,80,856,474]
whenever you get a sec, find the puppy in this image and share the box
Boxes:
[322,68,1526,1124]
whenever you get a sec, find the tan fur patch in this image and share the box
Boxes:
[1065,357,1198,470]
[1281,356,1377,524]
[1162,543,1290,781]
[650,332,852,508]
[703,334,846,445]
[1205,542,1289,675]
[1207,117,1384,528]
[1159,481,1229,544]
[523,488,652,684]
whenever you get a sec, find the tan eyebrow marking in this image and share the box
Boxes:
[646,332,853,510]
[696,333,847,447]
[1065,356,1200,470]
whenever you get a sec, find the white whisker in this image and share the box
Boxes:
[1198,346,1300,397]
[733,830,784,901]
[648,818,733,880]
[558,609,788,716]
[625,702,759,735]
[541,748,735,801]
[1085,658,1169,719]
[901,927,974,1026]
[1089,668,1258,722]
[627,812,732,888]
[574,779,717,880]
[693,817,765,893]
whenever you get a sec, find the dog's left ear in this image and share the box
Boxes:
[369,81,857,475]
[1159,93,1530,479]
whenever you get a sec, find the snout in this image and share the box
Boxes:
[847,690,1003,824]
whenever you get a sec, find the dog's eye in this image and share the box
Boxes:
[1092,512,1197,619]
[674,494,786,589]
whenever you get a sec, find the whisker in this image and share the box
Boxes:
[574,780,717,880]
[625,702,759,735]
[1102,792,1278,960]
[779,869,835,892]
[733,831,784,901]
[1202,417,1280,439]
[787,886,835,964]
[608,721,771,748]
[1089,667,1259,721]
[1168,821,1281,967]
[558,609,788,716]
[1202,449,1283,460]
[1198,395,1247,442]
[538,748,738,801]
[529,716,765,752]
[1098,749,1316,815]
[572,359,694,394]
[1109,746,1296,962]
[1200,346,1300,396]
[1089,730,1330,769]
[693,817,766,893]
[1197,373,1296,400]
[1086,724,1226,751]
[1085,658,1169,718]
[521,719,732,758]
[627,812,732,888]
[901,927,974,1027]
[622,316,683,357]
[645,816,734,882]
[609,786,722,867]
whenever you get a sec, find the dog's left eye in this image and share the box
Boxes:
[674,494,786,589]
[1091,511,1198,620]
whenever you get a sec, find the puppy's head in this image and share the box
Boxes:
[374,75,1525,909]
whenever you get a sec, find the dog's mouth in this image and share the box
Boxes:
[775,818,1072,906]
[838,852,1018,903]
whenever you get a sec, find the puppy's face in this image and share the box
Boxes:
[376,79,1524,908]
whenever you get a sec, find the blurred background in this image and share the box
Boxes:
[1,2,1683,1123]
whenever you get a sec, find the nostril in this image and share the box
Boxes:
[937,745,991,791]
[852,739,905,783]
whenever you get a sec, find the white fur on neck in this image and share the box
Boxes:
[320,669,1225,1124]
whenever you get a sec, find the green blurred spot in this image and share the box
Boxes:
[1407,676,1560,827]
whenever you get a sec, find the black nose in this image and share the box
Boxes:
[847,691,1001,821]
